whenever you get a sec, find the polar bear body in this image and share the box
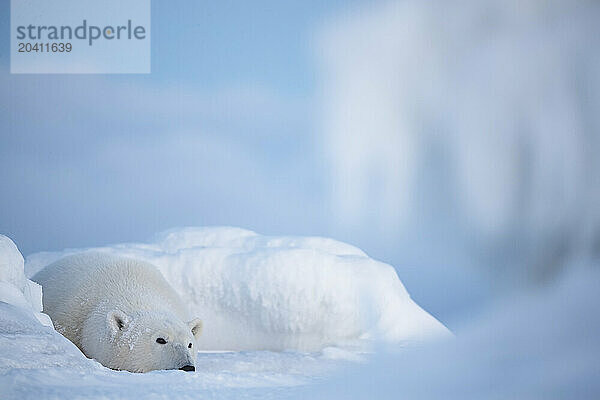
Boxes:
[32,252,202,372]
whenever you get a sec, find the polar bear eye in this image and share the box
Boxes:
[188,343,192,348]
[156,338,167,344]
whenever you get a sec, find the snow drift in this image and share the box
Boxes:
[0,235,52,328]
[26,226,450,351]
[0,235,96,379]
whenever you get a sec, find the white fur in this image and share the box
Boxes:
[32,252,202,373]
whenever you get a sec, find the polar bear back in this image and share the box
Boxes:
[32,252,189,350]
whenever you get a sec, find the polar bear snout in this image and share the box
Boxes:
[179,365,195,372]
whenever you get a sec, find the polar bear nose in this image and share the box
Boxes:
[179,365,195,372]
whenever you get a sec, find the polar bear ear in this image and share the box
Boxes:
[107,310,129,336]
[188,318,203,339]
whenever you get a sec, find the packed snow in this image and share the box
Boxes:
[1,229,448,399]
[0,235,52,327]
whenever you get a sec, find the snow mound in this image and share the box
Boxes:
[0,235,52,327]
[26,227,450,351]
[1,234,96,385]
[0,301,95,373]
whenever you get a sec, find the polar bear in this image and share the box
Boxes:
[32,252,202,373]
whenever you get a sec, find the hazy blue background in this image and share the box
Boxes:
[0,0,345,251]
[2,0,599,330]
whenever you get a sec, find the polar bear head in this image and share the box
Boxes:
[101,310,203,373]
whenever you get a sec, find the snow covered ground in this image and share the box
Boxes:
[1,229,449,399]
[3,229,600,399]
[300,265,600,400]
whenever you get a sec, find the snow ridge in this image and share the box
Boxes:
[26,226,450,351]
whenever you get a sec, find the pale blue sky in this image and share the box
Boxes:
[0,0,362,253]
